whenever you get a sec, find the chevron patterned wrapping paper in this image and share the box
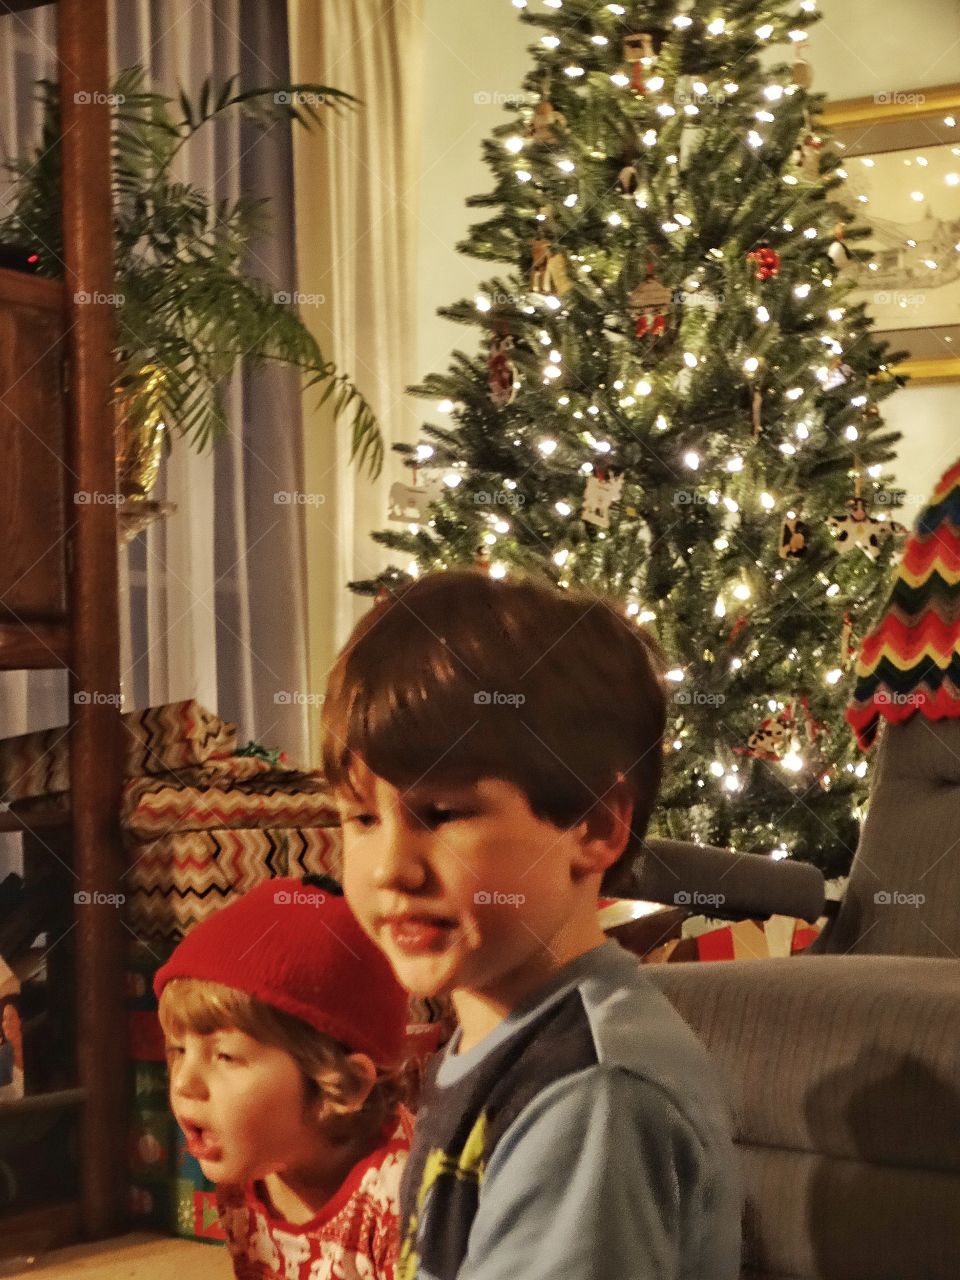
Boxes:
[121,770,339,838]
[846,459,960,749]
[0,700,238,803]
[125,827,344,943]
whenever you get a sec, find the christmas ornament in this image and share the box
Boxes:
[827,496,906,560]
[827,220,852,271]
[387,473,444,524]
[530,238,573,296]
[628,264,671,338]
[779,513,809,559]
[823,357,854,390]
[622,33,658,92]
[746,243,781,281]
[792,56,814,89]
[529,96,567,145]
[737,709,792,761]
[582,467,625,529]
[751,385,763,438]
[617,163,639,195]
[795,695,827,747]
[679,121,703,169]
[840,611,857,671]
[487,333,519,410]
[790,130,822,181]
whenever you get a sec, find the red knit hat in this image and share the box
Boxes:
[153,879,408,1067]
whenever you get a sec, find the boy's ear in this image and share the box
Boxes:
[570,779,634,880]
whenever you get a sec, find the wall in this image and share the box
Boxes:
[414,0,960,506]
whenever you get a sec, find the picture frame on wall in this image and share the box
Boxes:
[820,83,960,385]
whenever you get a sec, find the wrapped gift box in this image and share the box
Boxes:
[643,915,823,964]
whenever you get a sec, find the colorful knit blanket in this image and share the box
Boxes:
[846,459,960,748]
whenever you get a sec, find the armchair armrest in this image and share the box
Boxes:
[646,954,960,1173]
[647,955,960,1280]
[628,836,826,924]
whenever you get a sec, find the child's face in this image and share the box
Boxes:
[338,759,611,1016]
[165,1026,323,1186]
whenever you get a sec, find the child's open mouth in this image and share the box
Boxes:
[182,1120,223,1163]
[383,914,458,954]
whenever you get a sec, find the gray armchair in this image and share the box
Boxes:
[628,715,960,1279]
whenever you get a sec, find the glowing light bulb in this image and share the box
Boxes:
[504,135,524,153]
[443,472,462,488]
[541,35,561,48]
[760,492,775,511]
[437,399,454,413]
[756,23,774,38]
[683,351,699,368]
[794,283,812,298]
[825,668,843,685]
[747,130,763,148]
[727,456,744,473]
[564,65,585,78]
[635,379,652,396]
[538,439,558,456]
[707,18,726,35]
[683,451,700,470]
[475,294,491,311]
[665,668,684,683]
[743,356,760,373]
[756,305,770,322]
[733,583,751,601]
[710,761,725,777]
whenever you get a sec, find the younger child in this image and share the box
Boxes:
[155,877,413,1280]
[321,568,743,1280]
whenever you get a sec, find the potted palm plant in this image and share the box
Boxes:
[0,67,383,537]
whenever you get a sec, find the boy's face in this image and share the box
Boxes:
[338,759,614,1019]
[165,1026,322,1185]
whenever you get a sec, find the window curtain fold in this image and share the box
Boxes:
[287,0,426,754]
[0,0,312,762]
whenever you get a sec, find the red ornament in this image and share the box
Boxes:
[747,245,781,281]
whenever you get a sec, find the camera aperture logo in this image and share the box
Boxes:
[673,689,725,707]
[474,690,526,707]
[873,889,925,907]
[674,890,726,908]
[273,888,326,907]
[74,890,125,906]
[473,890,526,907]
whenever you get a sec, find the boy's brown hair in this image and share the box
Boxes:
[320,568,666,894]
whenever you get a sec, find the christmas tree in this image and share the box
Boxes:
[352,0,906,877]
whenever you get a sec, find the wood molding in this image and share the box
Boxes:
[820,83,960,129]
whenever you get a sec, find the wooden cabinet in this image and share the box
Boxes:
[0,270,68,622]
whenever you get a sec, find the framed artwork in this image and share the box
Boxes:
[820,84,960,385]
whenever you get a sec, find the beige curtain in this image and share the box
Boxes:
[287,0,425,754]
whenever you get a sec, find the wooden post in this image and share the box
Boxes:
[57,0,126,1240]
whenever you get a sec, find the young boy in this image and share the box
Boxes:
[155,877,413,1279]
[320,568,742,1280]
